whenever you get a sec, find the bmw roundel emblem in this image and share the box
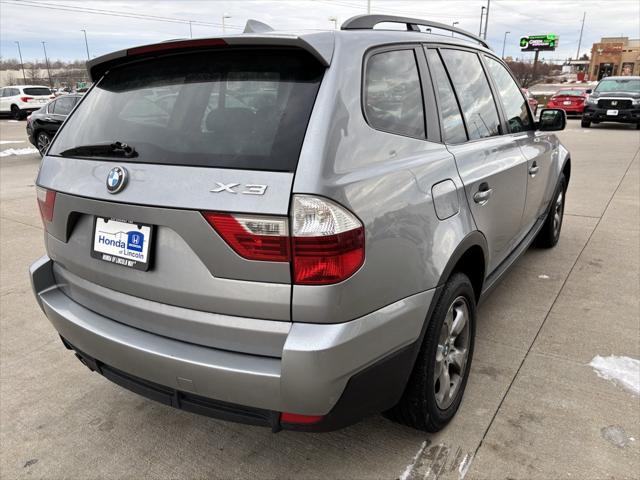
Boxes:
[106,166,128,194]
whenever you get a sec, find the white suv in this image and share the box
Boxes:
[0,85,54,120]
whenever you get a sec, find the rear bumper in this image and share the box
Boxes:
[583,106,640,123]
[30,255,434,429]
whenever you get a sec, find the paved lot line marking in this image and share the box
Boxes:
[0,140,25,145]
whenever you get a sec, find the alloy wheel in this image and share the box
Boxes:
[37,133,50,156]
[434,296,470,410]
[553,191,564,238]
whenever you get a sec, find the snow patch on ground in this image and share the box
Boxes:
[0,147,39,157]
[458,453,473,479]
[399,441,428,480]
[0,140,25,145]
[590,355,640,396]
[538,274,550,279]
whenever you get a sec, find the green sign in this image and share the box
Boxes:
[520,34,558,51]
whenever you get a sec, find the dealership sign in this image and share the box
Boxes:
[520,34,558,51]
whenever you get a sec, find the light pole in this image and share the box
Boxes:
[576,12,586,60]
[501,31,510,58]
[452,21,459,36]
[222,13,231,34]
[80,29,90,60]
[15,41,26,84]
[328,16,338,30]
[483,0,490,40]
[42,41,53,88]
[478,6,485,37]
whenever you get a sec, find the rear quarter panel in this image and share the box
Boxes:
[291,33,477,323]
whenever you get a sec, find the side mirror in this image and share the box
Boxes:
[585,88,592,94]
[538,108,566,132]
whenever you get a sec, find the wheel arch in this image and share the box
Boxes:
[437,231,488,303]
[561,156,571,188]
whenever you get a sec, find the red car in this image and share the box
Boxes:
[546,88,589,115]
[521,88,538,115]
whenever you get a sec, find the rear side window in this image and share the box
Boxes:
[53,96,75,115]
[364,49,425,139]
[49,49,325,172]
[23,87,51,96]
[484,56,532,133]
[426,49,467,144]
[440,49,501,140]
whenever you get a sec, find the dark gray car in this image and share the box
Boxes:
[30,15,570,432]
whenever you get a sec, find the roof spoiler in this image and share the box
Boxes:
[86,30,333,81]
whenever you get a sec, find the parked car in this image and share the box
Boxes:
[30,15,570,433]
[546,87,589,116]
[0,85,54,119]
[521,88,538,115]
[582,76,640,128]
[26,94,82,155]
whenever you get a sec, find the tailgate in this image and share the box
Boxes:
[36,47,325,324]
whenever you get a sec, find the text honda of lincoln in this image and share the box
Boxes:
[30,15,570,432]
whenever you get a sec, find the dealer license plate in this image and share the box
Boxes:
[563,101,572,105]
[91,217,153,271]
[606,109,618,116]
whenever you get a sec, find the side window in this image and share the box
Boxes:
[53,96,75,115]
[47,100,56,114]
[485,56,532,133]
[0,89,6,97]
[364,49,425,138]
[426,49,467,144]
[440,49,501,140]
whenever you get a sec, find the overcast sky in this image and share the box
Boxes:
[1,0,639,63]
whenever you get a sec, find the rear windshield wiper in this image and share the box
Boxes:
[59,141,138,158]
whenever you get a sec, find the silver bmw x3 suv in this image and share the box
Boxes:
[30,15,570,432]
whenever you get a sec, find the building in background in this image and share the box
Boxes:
[589,37,640,80]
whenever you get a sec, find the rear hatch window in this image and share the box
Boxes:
[24,87,52,96]
[48,49,325,172]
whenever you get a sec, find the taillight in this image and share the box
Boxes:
[291,195,364,285]
[203,213,290,262]
[36,186,56,224]
[20,96,33,102]
[49,95,55,99]
[202,196,365,285]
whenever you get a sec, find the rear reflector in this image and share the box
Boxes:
[291,195,365,285]
[280,412,324,425]
[128,38,227,56]
[36,186,56,223]
[203,212,290,262]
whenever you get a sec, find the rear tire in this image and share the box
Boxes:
[581,119,591,128]
[10,105,22,120]
[386,273,476,432]
[535,174,566,248]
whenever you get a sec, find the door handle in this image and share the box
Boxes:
[473,183,492,205]
[529,162,539,177]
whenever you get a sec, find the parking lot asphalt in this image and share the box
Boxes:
[0,118,638,480]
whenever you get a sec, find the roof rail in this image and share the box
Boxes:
[341,14,491,50]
